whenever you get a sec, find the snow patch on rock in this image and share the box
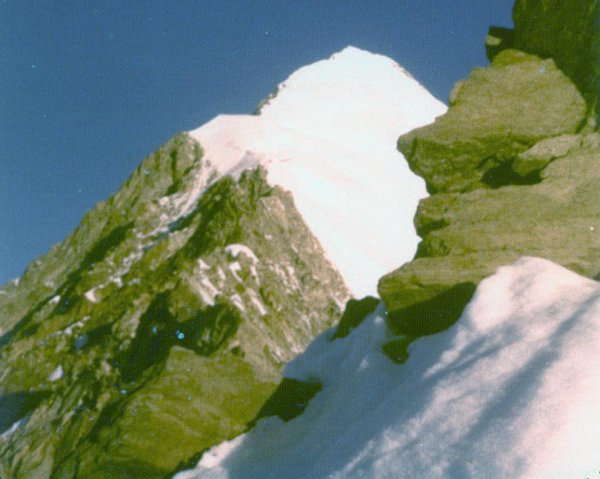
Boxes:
[84,288,99,303]
[0,416,29,441]
[196,277,219,306]
[225,244,259,263]
[228,263,243,283]
[48,365,64,382]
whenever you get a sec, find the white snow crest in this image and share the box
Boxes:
[176,257,600,479]
[188,46,447,297]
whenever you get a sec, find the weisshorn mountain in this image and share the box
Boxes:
[0,47,445,478]
[178,1,600,478]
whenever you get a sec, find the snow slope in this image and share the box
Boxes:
[176,257,600,479]
[188,47,447,297]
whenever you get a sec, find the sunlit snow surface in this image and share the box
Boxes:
[176,257,600,479]
[189,47,447,297]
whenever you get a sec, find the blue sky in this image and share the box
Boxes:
[0,1,514,284]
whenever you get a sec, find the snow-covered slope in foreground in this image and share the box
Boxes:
[177,257,600,479]
[188,47,447,297]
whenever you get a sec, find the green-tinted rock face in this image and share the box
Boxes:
[381,5,600,335]
[487,0,600,119]
[383,132,600,333]
[512,134,582,176]
[398,50,587,194]
[381,26,600,337]
[0,135,348,478]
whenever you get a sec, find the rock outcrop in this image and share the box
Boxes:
[398,50,587,194]
[0,136,347,478]
[379,10,600,337]
[486,0,600,122]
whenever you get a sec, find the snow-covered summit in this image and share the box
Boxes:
[188,46,447,297]
[176,257,600,478]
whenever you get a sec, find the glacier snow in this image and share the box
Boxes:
[177,257,600,479]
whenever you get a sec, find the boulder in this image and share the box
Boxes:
[487,0,600,120]
[398,50,587,194]
[381,130,600,334]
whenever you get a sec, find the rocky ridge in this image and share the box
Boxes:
[0,137,347,478]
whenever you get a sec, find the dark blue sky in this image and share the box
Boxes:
[0,1,514,284]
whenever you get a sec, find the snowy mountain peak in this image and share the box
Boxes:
[330,44,368,56]
[279,45,412,83]
[258,46,440,133]
[188,49,446,297]
[316,45,418,83]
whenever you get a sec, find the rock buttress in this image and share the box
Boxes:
[380,40,600,336]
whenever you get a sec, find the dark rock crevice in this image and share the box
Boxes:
[479,158,542,188]
[119,292,242,384]
[386,283,477,337]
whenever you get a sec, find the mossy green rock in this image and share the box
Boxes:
[380,133,600,333]
[0,135,348,478]
[381,20,599,335]
[70,348,275,478]
[487,0,600,118]
[399,50,587,194]
[512,134,582,176]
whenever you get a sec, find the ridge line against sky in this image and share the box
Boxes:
[0,1,514,284]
